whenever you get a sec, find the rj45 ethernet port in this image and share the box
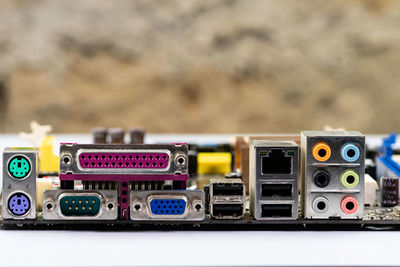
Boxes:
[261,149,292,175]
[261,204,292,218]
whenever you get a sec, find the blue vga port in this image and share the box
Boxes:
[150,198,186,215]
[130,190,205,221]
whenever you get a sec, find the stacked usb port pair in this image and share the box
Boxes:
[209,178,245,219]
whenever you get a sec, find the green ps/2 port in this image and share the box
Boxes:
[8,155,31,179]
[60,195,101,216]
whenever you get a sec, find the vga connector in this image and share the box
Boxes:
[130,190,205,221]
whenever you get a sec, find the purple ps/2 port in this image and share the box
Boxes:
[79,152,170,169]
[8,192,31,216]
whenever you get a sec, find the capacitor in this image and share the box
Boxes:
[109,128,125,144]
[92,127,107,144]
[380,176,399,207]
[129,127,146,144]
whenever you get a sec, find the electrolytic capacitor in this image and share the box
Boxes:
[380,176,399,207]
[129,128,146,144]
[109,128,125,144]
[92,127,107,144]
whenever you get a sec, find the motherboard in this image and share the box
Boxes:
[2,128,400,231]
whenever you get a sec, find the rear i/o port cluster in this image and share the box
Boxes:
[130,190,205,221]
[250,140,299,220]
[1,129,368,228]
[301,131,364,219]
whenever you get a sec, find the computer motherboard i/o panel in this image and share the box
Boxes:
[2,130,400,230]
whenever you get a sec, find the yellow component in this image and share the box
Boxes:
[39,136,59,173]
[36,178,53,211]
[197,152,232,175]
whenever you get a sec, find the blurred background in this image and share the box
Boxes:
[0,0,399,134]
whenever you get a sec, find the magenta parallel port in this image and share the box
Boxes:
[79,152,169,169]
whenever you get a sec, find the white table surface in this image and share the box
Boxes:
[0,133,398,267]
[0,230,397,266]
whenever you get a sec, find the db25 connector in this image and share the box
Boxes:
[59,143,188,181]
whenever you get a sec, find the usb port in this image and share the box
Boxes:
[261,184,292,197]
[212,183,244,196]
[261,204,292,217]
[212,204,243,217]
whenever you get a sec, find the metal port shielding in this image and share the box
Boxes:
[42,190,118,220]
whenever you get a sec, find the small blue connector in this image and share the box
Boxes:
[150,199,186,215]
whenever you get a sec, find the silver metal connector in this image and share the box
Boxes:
[42,190,118,220]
